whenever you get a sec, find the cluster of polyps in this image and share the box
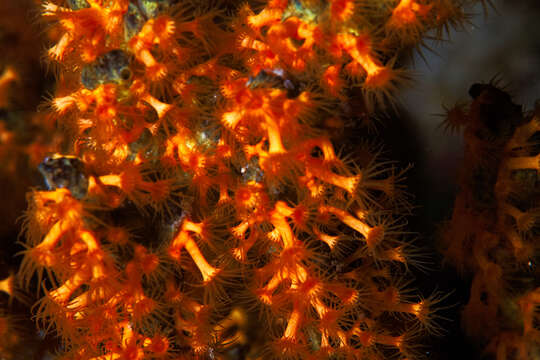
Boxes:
[442,84,540,359]
[18,0,483,358]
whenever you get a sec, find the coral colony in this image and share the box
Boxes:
[0,0,537,359]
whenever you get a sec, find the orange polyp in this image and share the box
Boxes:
[258,272,284,303]
[299,171,325,198]
[49,32,71,60]
[290,262,308,286]
[236,187,254,205]
[308,159,358,193]
[305,138,337,162]
[264,18,319,70]
[128,289,156,321]
[410,302,424,317]
[358,55,385,81]
[67,289,101,312]
[295,275,322,300]
[379,286,400,306]
[283,303,302,340]
[313,299,329,319]
[142,94,172,120]
[142,179,172,206]
[376,333,404,349]
[99,174,125,191]
[291,205,309,229]
[313,227,339,249]
[272,217,294,249]
[52,95,77,114]
[265,116,286,154]
[271,202,296,248]
[505,154,540,170]
[49,269,90,304]
[321,205,373,240]
[166,130,203,170]
[330,284,359,305]
[36,217,72,254]
[170,225,219,283]
[233,229,258,262]
[153,17,176,40]
[79,230,100,253]
[337,33,370,57]
[337,33,387,80]
[275,201,294,217]
[231,221,249,239]
[182,220,204,235]
[222,110,243,129]
[365,225,385,249]
[91,262,107,282]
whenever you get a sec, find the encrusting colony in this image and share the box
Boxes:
[14,0,489,359]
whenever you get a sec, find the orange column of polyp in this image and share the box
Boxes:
[339,33,384,79]
[264,113,286,154]
[49,267,90,304]
[232,226,258,262]
[36,216,73,254]
[313,227,339,250]
[320,205,372,239]
[170,222,219,283]
[307,159,358,193]
[390,301,424,318]
[313,298,346,349]
[258,271,285,304]
[314,300,331,348]
[217,175,231,204]
[79,230,109,281]
[270,202,295,249]
[374,333,404,350]
[142,94,172,119]
[282,301,302,340]
[505,154,540,170]
[98,174,124,188]
[307,138,337,161]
